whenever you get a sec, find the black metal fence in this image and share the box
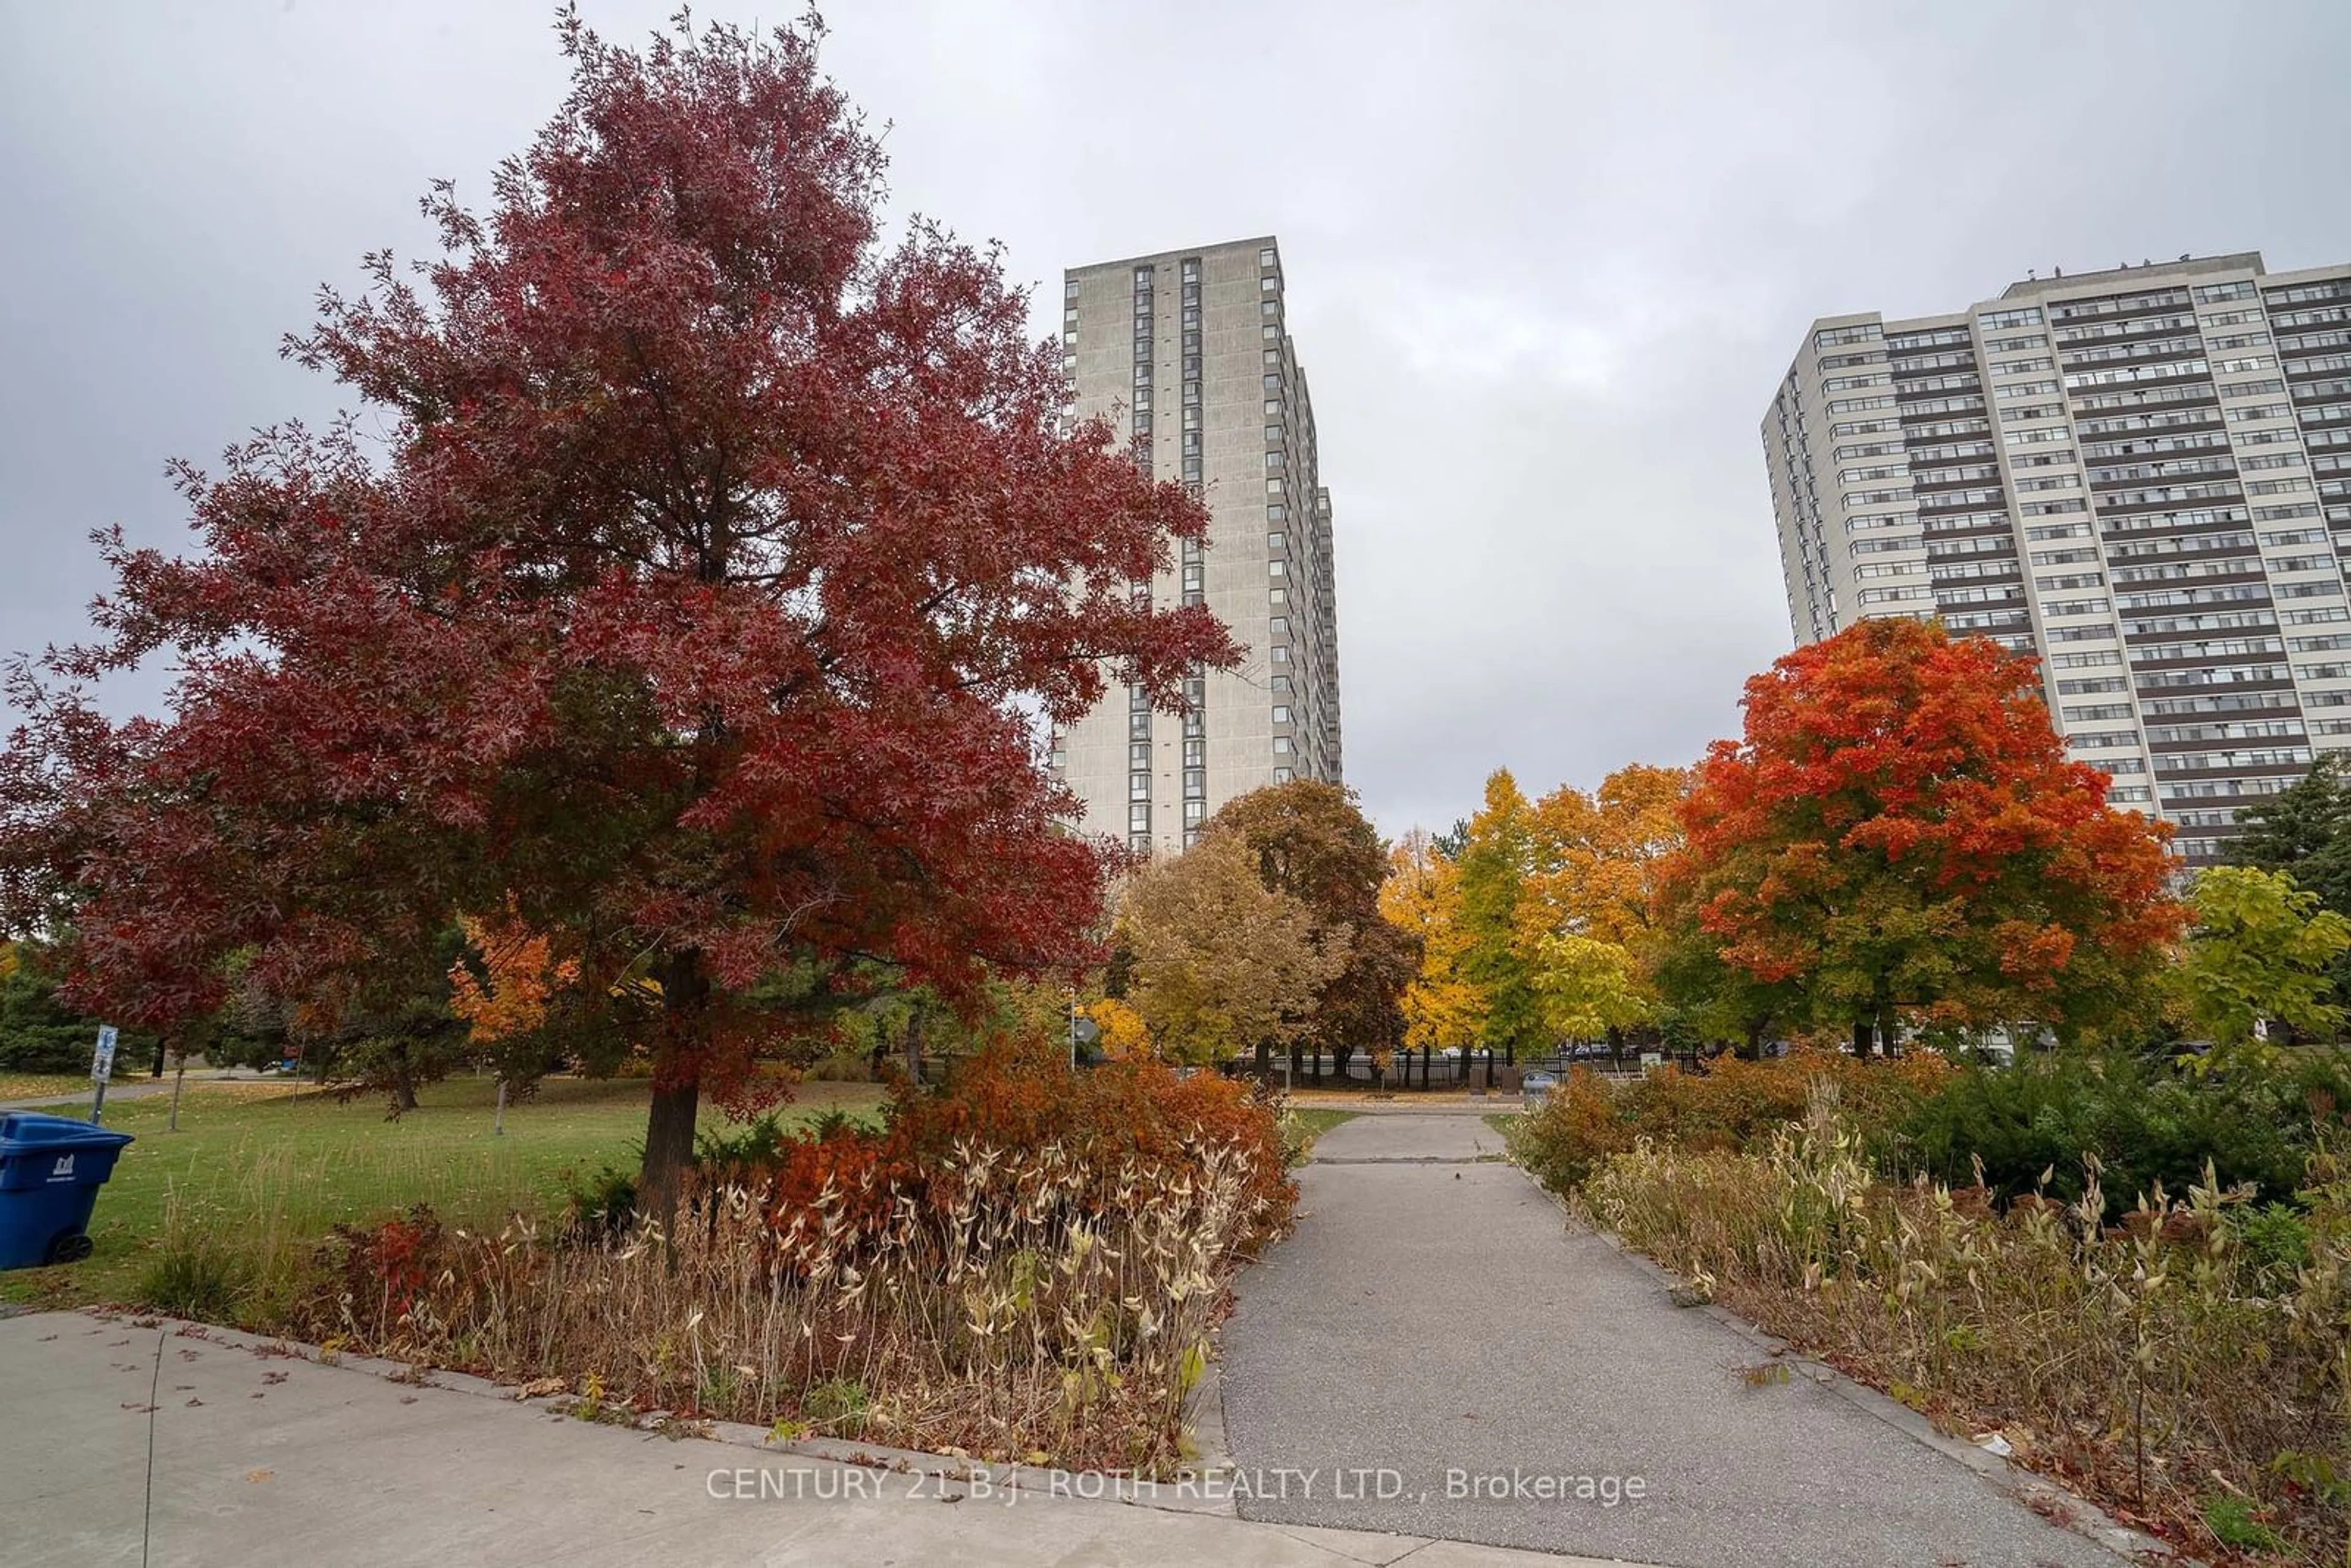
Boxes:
[1233,1048,1658,1093]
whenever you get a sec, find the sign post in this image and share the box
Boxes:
[89,1025,119,1125]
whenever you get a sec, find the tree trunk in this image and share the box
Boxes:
[1504,1039,1515,1068]
[1254,1038,1272,1079]
[1420,1043,1431,1090]
[1877,1002,1900,1059]
[150,1035,168,1078]
[638,950,710,1231]
[638,1077,700,1231]
[904,1004,926,1084]
[1851,1019,1873,1060]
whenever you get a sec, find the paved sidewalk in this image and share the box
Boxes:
[1,1068,277,1112]
[1218,1115,2129,1568]
[0,1308,1641,1567]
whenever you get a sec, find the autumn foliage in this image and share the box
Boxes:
[0,14,1235,1212]
[747,1038,1296,1253]
[1379,830,1485,1052]
[1658,620,2184,1046]
[448,906,580,1046]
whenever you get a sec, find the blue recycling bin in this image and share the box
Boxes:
[0,1112,137,1269]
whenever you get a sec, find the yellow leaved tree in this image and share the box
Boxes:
[1517,764,1688,1046]
[1378,828,1487,1052]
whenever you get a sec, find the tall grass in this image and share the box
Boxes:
[298,1138,1265,1472]
[1580,1086,2351,1564]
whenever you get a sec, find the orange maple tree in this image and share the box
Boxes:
[448,905,582,1047]
[1656,620,2185,1052]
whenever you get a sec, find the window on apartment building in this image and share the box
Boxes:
[1273,767,1295,784]
[1272,705,1293,724]
[1259,247,1277,268]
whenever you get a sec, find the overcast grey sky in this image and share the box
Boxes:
[6,2,2350,837]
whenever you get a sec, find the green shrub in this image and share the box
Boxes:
[694,1112,793,1172]
[2236,1202,2312,1291]
[1900,1051,2346,1215]
[560,1164,638,1240]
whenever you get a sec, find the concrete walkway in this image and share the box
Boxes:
[0,1308,1636,1567]
[1218,1114,2128,1568]
[1,1068,277,1113]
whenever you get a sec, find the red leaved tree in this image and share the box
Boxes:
[1655,620,2184,1054]
[0,12,1235,1218]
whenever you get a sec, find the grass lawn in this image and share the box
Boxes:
[0,1073,885,1312]
[1287,1108,1360,1139]
[0,1071,97,1103]
[1482,1112,1520,1139]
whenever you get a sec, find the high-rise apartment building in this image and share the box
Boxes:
[1049,236,1343,855]
[1764,252,2351,863]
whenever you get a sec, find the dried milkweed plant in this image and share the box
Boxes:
[309,1138,1266,1473]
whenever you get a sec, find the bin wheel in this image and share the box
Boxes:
[46,1232,94,1266]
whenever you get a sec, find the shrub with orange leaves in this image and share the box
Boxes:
[748,1037,1294,1255]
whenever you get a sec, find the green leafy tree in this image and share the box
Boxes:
[1531,934,1653,1041]
[2232,754,2351,911]
[2230,754,2351,1007]
[2170,865,2351,1049]
[1455,770,1543,1062]
[0,942,146,1074]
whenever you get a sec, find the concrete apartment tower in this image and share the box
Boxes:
[1050,236,1343,855]
[1764,252,2351,863]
